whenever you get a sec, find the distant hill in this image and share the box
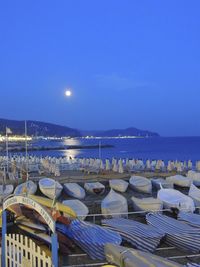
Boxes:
[81,127,159,137]
[0,118,81,137]
[0,118,159,138]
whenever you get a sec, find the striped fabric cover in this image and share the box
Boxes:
[65,219,122,260]
[178,212,200,228]
[186,264,200,267]
[102,218,164,252]
[146,213,200,252]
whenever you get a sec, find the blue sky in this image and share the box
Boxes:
[0,1,200,136]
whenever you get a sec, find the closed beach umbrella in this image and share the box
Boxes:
[100,160,105,170]
[167,161,172,172]
[146,160,151,170]
[188,160,193,170]
[113,161,118,172]
[106,159,111,171]
[118,159,124,174]
[196,161,200,171]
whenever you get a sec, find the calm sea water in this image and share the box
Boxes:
[13,137,200,162]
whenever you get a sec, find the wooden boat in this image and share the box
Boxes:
[101,189,128,218]
[39,178,63,199]
[131,196,163,212]
[63,183,85,199]
[129,176,152,194]
[16,216,47,232]
[57,236,73,255]
[18,224,73,255]
[62,199,89,220]
[14,180,37,195]
[7,204,23,217]
[84,182,105,195]
[20,205,71,226]
[18,224,52,245]
[28,194,76,218]
[151,178,173,190]
[0,184,14,199]
[56,230,75,250]
[188,183,200,207]
[104,244,182,267]
[166,175,191,187]
[109,179,129,193]
[158,188,195,213]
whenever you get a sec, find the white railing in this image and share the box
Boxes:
[5,234,52,267]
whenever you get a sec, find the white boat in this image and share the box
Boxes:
[105,244,182,267]
[151,178,173,190]
[84,182,105,195]
[129,176,152,194]
[131,196,163,212]
[166,175,191,187]
[158,188,195,213]
[109,179,129,193]
[62,199,89,220]
[14,180,37,195]
[39,178,63,199]
[188,171,200,186]
[101,189,128,218]
[188,183,200,207]
[0,184,14,199]
[63,183,85,199]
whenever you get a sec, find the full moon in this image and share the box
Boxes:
[65,90,72,97]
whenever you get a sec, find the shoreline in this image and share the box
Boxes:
[0,144,114,153]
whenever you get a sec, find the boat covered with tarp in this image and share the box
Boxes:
[63,183,85,199]
[62,199,88,220]
[104,244,183,267]
[129,176,152,194]
[146,213,200,252]
[157,188,195,213]
[109,179,129,193]
[151,178,173,190]
[0,184,14,199]
[102,218,164,252]
[39,178,63,199]
[166,175,191,187]
[131,196,163,213]
[187,171,200,186]
[101,189,128,218]
[188,183,200,207]
[57,219,122,260]
[178,211,200,228]
[84,182,105,195]
[14,180,37,195]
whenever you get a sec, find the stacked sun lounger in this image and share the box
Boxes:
[64,219,122,260]
[146,213,200,252]
[101,218,164,252]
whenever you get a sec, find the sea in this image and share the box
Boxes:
[11,136,200,163]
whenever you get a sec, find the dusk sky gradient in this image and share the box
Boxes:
[0,1,200,136]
